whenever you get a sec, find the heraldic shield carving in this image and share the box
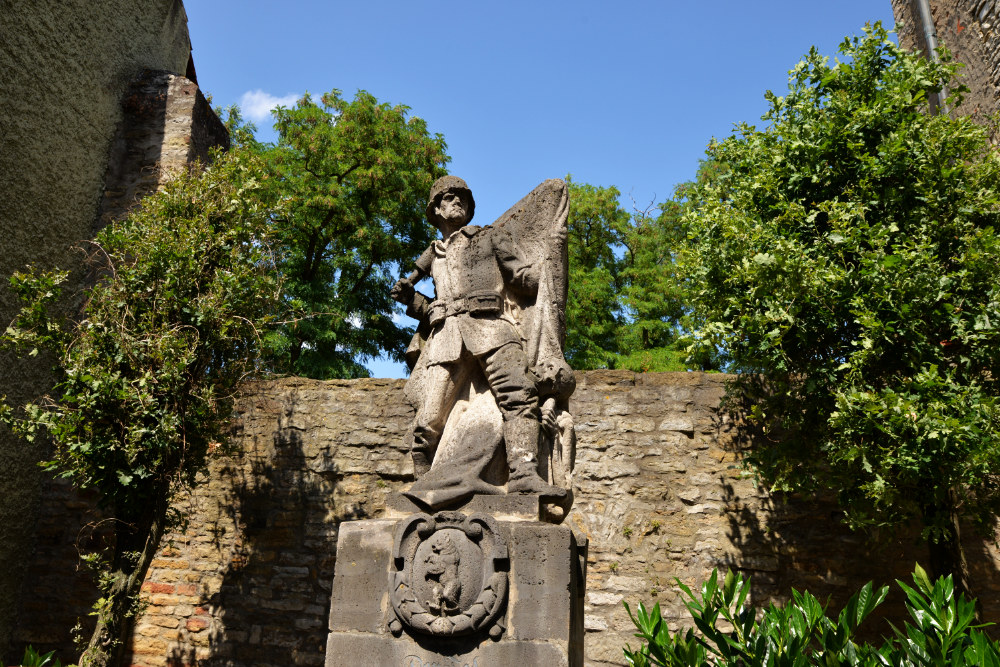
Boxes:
[389,512,509,638]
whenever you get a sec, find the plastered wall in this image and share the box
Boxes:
[0,1,209,654]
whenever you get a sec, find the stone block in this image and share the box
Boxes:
[325,516,585,667]
[325,634,567,666]
[385,492,549,522]
[327,519,396,634]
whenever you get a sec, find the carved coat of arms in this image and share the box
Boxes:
[389,512,508,638]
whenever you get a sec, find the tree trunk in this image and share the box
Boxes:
[81,485,171,667]
[923,489,977,618]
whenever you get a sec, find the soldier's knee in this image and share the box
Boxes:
[495,388,538,420]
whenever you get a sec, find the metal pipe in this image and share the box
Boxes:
[914,0,949,114]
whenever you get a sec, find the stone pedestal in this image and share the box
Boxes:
[325,496,586,666]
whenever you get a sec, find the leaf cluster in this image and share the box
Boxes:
[564,177,631,369]
[680,23,1000,539]
[624,565,1000,666]
[246,89,449,378]
[564,177,713,372]
[1,150,280,518]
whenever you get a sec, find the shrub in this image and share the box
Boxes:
[624,565,1000,666]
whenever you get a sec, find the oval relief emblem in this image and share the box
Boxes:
[389,511,508,638]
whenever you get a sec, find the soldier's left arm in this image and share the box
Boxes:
[491,227,540,294]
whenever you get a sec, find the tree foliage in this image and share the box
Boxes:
[254,89,449,378]
[613,197,688,372]
[0,151,280,666]
[564,178,629,369]
[681,23,1000,589]
[564,177,709,372]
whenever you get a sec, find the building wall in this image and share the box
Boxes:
[891,0,1000,122]
[0,0,210,655]
[6,72,226,662]
[24,373,996,666]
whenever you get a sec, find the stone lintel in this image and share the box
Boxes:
[385,492,549,522]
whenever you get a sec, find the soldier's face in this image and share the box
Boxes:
[435,191,469,229]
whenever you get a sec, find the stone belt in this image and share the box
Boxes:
[427,292,503,326]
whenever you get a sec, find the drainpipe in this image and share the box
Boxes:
[915,0,949,114]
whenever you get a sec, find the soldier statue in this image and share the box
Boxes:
[391,176,575,511]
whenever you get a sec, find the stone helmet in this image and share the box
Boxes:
[426,175,475,226]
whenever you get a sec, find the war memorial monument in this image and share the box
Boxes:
[324,177,586,665]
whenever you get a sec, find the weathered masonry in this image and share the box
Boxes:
[19,372,1000,666]
[891,0,1000,124]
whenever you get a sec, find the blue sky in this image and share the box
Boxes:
[184,1,896,378]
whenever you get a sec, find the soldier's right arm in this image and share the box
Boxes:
[406,291,432,321]
[391,245,436,320]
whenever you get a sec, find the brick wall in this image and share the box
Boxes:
[98,70,229,235]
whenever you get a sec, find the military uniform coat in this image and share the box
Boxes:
[408,224,538,365]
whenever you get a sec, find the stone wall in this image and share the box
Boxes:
[98,71,229,234]
[23,372,999,666]
[892,0,1000,124]
[0,0,201,654]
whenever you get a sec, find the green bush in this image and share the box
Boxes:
[679,22,1000,592]
[624,565,1000,666]
[0,646,66,667]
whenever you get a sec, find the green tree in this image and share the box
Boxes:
[682,23,1000,596]
[564,177,713,372]
[0,151,280,666]
[258,89,449,378]
[613,199,688,372]
[564,177,629,369]
[615,163,728,373]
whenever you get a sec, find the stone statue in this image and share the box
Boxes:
[333,185,585,659]
[391,176,576,515]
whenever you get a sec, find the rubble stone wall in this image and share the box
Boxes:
[23,372,997,666]
[892,0,1000,124]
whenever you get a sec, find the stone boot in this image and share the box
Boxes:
[504,416,568,499]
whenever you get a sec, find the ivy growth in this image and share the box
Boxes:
[1,150,280,666]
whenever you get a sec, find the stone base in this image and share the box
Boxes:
[326,634,568,665]
[325,513,586,667]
